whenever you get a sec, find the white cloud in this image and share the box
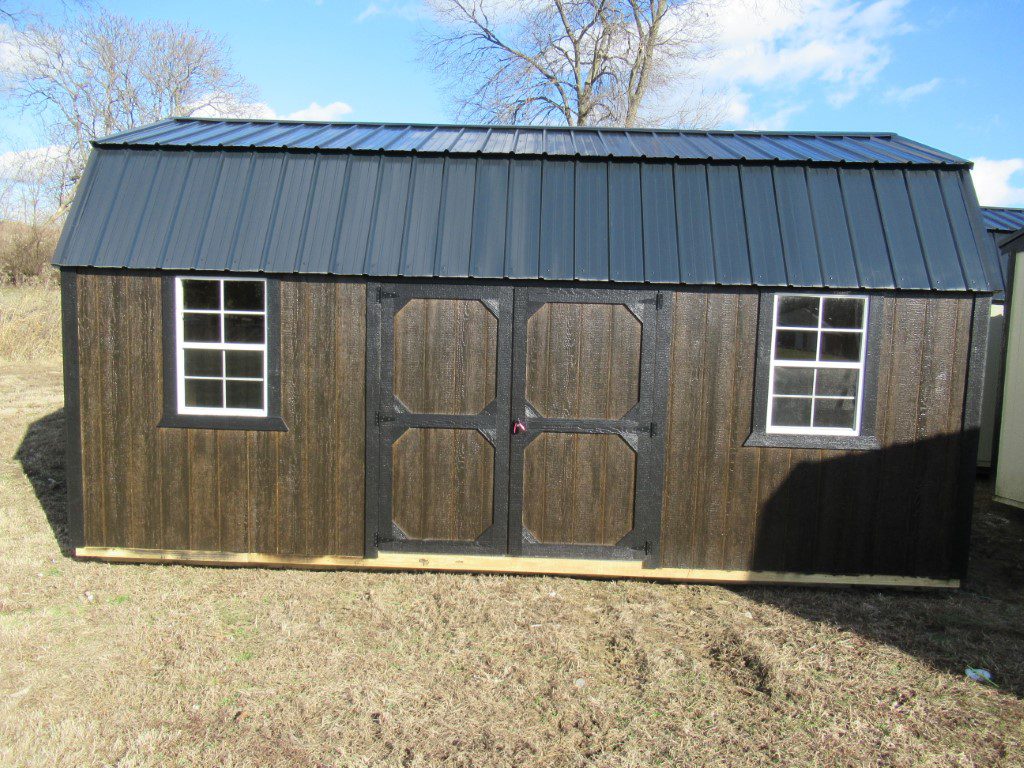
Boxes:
[0,145,65,176]
[699,0,913,128]
[192,99,354,122]
[0,144,66,221]
[883,77,941,103]
[357,3,382,22]
[356,1,424,22]
[748,103,807,131]
[971,158,1024,207]
[284,100,354,121]
[0,23,38,77]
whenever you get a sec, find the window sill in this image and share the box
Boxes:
[744,431,880,451]
[158,414,288,432]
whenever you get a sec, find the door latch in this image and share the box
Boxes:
[512,419,527,434]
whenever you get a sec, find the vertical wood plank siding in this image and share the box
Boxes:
[659,289,977,579]
[76,273,366,556]
[75,272,976,579]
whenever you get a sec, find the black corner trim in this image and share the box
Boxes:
[60,268,85,550]
[746,290,883,452]
[160,274,285,432]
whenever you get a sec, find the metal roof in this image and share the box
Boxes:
[53,144,992,292]
[979,207,1024,300]
[94,117,970,167]
[982,206,1024,232]
[1000,226,1024,256]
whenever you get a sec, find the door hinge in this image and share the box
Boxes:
[374,529,390,547]
[376,411,395,426]
[644,540,652,556]
[376,286,397,302]
[655,293,664,309]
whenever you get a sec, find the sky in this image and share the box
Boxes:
[5,0,1024,206]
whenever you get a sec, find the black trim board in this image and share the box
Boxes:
[954,294,991,577]
[157,275,287,432]
[363,280,384,558]
[60,268,85,550]
[745,291,883,451]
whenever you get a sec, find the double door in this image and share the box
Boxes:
[369,284,663,562]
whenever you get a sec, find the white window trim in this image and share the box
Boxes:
[175,276,268,418]
[765,293,869,437]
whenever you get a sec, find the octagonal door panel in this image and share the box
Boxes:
[522,433,636,545]
[392,428,494,541]
[393,298,497,415]
[374,285,513,554]
[525,302,641,419]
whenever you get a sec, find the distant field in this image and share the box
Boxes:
[0,280,60,362]
[1,284,1022,767]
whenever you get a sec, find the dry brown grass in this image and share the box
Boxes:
[0,282,61,362]
[0,220,61,284]
[1,289,1023,767]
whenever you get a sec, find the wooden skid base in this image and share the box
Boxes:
[75,547,959,588]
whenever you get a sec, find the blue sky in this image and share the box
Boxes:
[8,0,1024,205]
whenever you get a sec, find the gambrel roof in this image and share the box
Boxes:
[54,118,993,292]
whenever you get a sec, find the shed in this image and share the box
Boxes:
[53,117,994,587]
[994,227,1024,511]
[977,206,1024,467]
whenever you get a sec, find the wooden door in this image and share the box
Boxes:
[372,284,513,554]
[508,288,663,561]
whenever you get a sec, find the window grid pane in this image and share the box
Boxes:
[768,294,867,436]
[177,277,268,417]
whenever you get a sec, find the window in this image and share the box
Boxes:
[176,277,267,415]
[161,276,285,431]
[746,292,879,450]
[767,294,868,435]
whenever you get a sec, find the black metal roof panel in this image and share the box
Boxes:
[1000,226,1024,255]
[982,206,1024,232]
[979,207,1024,300]
[54,146,992,292]
[94,117,969,167]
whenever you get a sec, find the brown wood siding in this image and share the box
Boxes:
[659,289,977,579]
[76,273,365,556]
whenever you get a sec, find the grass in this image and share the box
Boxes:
[0,279,61,362]
[1,285,1023,766]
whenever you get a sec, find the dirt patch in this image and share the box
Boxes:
[706,629,776,698]
[605,630,651,692]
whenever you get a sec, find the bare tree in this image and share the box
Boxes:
[421,0,723,128]
[0,147,63,281]
[0,7,256,212]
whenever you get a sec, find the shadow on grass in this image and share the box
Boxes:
[743,430,1024,698]
[15,408,1024,697]
[15,407,72,557]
